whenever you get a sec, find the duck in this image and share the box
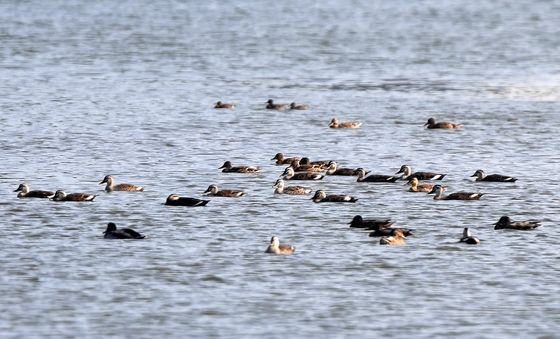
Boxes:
[99,175,144,192]
[290,102,309,110]
[289,159,325,173]
[311,190,357,203]
[203,184,245,197]
[407,177,435,193]
[348,215,394,229]
[14,183,54,199]
[52,190,96,202]
[271,152,301,165]
[428,185,483,200]
[265,236,295,255]
[494,216,540,230]
[369,227,414,237]
[281,166,324,180]
[103,222,145,239]
[299,157,331,167]
[165,194,209,207]
[273,179,312,195]
[219,161,260,173]
[471,169,517,182]
[329,118,362,129]
[325,161,361,176]
[266,99,289,111]
[424,117,463,129]
[396,165,446,181]
[214,101,235,109]
[355,168,399,183]
[379,229,406,246]
[459,228,480,244]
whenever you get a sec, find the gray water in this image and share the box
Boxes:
[1,0,559,337]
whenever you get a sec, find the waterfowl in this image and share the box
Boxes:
[103,222,145,239]
[471,169,517,182]
[289,159,325,173]
[348,215,394,229]
[265,236,295,255]
[311,190,357,203]
[281,166,324,180]
[214,101,235,109]
[299,157,331,167]
[424,117,463,129]
[369,227,414,237]
[165,194,209,207]
[397,165,446,181]
[14,183,54,199]
[355,168,399,183]
[428,185,483,200]
[273,179,312,195]
[290,102,309,110]
[52,190,96,202]
[266,99,289,111]
[271,152,301,165]
[326,161,361,176]
[329,118,362,129]
[203,184,245,197]
[459,228,480,244]
[219,161,260,173]
[407,177,435,193]
[494,216,540,230]
[99,175,144,192]
[379,229,406,246]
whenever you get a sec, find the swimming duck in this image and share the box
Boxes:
[14,183,54,199]
[326,161,361,176]
[271,152,301,165]
[424,117,463,129]
[311,190,357,203]
[273,179,312,195]
[471,169,517,182]
[289,159,325,173]
[103,222,145,239]
[428,185,483,200]
[219,161,261,173]
[99,175,144,192]
[329,118,362,129]
[459,228,480,244]
[379,229,406,246]
[369,227,414,237]
[299,157,331,167]
[214,101,235,109]
[165,194,209,207]
[348,215,394,229]
[203,184,245,197]
[494,216,540,230]
[281,166,324,180]
[52,190,96,202]
[396,165,446,181]
[290,102,309,110]
[265,236,295,255]
[407,177,435,193]
[266,99,289,111]
[355,168,399,183]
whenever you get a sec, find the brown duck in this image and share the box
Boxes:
[424,117,463,129]
[471,170,517,182]
[311,190,357,203]
[494,216,540,230]
[428,185,483,200]
[99,175,144,192]
[203,184,245,197]
[14,183,54,199]
[219,161,260,173]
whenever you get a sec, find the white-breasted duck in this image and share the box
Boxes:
[266,99,289,111]
[471,169,517,182]
[273,179,312,195]
[203,184,245,197]
[14,183,54,199]
[329,118,362,129]
[459,228,480,244]
[326,161,362,176]
[355,168,399,183]
[379,229,406,246]
[348,215,394,229]
[165,194,209,207]
[311,190,357,203]
[214,101,235,109]
[99,175,144,192]
[407,177,435,193]
[397,165,446,181]
[424,117,463,129]
[281,166,324,181]
[103,222,145,239]
[271,152,301,165]
[265,236,295,255]
[290,102,309,110]
[52,190,96,202]
[494,216,540,230]
[428,185,483,200]
[219,161,260,173]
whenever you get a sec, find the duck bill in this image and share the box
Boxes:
[470,174,477,177]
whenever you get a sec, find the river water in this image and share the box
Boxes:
[1,0,559,337]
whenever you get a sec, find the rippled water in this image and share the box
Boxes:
[1,0,559,337]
